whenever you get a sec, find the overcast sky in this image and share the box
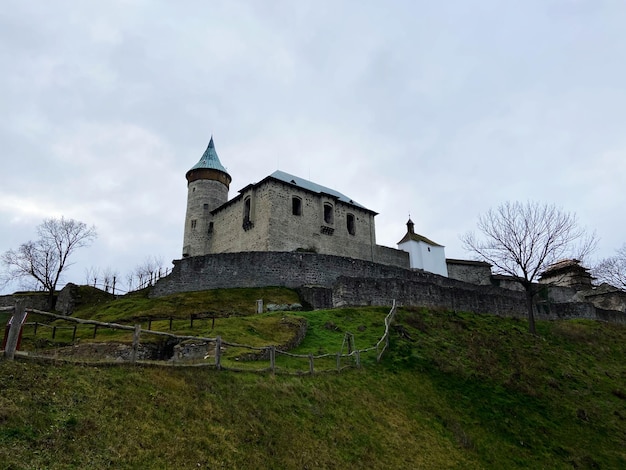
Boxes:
[2,0,625,294]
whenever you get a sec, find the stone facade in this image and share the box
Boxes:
[209,178,391,263]
[446,259,493,285]
[183,176,230,257]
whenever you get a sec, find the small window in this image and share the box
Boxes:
[243,197,251,222]
[323,203,334,224]
[203,203,209,210]
[292,197,302,216]
[191,219,197,230]
[242,196,254,231]
[208,222,214,234]
[347,213,355,235]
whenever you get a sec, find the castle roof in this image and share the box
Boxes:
[269,170,367,209]
[188,137,229,174]
[212,169,377,216]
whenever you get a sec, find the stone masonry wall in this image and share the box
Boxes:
[150,251,624,323]
[206,179,409,267]
[151,251,418,297]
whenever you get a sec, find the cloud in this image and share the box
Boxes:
[1,0,625,294]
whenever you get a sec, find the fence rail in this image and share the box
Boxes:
[1,300,398,374]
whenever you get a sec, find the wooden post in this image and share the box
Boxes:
[33,322,38,336]
[190,314,194,329]
[52,326,57,339]
[355,350,361,369]
[308,353,314,375]
[169,317,173,330]
[256,299,263,314]
[72,325,77,342]
[269,346,275,374]
[148,318,152,330]
[93,324,98,338]
[215,336,222,370]
[336,352,341,372]
[130,324,141,363]
[4,302,27,360]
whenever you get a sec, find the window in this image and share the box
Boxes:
[243,197,251,222]
[323,203,334,224]
[347,213,355,235]
[190,219,197,230]
[242,196,254,231]
[208,222,214,234]
[292,197,302,216]
[203,203,209,210]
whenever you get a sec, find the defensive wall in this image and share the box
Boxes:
[151,252,625,324]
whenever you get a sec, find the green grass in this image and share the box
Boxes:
[73,286,301,322]
[1,290,625,468]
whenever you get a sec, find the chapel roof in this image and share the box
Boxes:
[269,170,368,210]
[397,218,444,246]
[188,137,229,174]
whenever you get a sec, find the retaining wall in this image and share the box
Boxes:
[150,252,625,323]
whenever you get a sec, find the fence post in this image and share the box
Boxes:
[308,353,314,375]
[336,352,341,372]
[130,324,141,363]
[269,346,275,374]
[169,317,173,331]
[72,325,77,342]
[52,326,57,339]
[93,324,98,339]
[355,350,361,369]
[148,318,152,331]
[4,302,27,360]
[34,322,38,336]
[256,299,263,314]
[215,336,222,370]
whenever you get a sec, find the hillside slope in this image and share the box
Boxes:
[1,302,625,469]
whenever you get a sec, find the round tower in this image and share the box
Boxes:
[182,137,231,257]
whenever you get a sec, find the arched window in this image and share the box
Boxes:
[323,203,334,225]
[347,213,355,235]
[292,197,302,216]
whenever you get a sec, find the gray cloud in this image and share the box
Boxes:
[2,0,625,293]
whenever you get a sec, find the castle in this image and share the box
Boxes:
[147,138,625,323]
[181,137,446,273]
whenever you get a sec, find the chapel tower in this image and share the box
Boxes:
[182,137,231,257]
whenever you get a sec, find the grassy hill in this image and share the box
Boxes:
[1,288,625,469]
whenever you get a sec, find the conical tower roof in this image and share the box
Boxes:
[186,137,232,186]
[188,137,228,173]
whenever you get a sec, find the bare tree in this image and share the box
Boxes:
[131,255,165,291]
[462,201,596,334]
[102,267,119,294]
[593,244,626,290]
[85,266,100,287]
[1,217,97,310]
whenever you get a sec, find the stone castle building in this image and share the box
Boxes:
[182,138,409,267]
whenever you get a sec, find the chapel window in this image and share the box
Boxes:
[242,196,254,230]
[323,203,334,225]
[292,197,302,216]
[347,213,355,235]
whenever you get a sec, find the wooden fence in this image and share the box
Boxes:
[1,300,397,374]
